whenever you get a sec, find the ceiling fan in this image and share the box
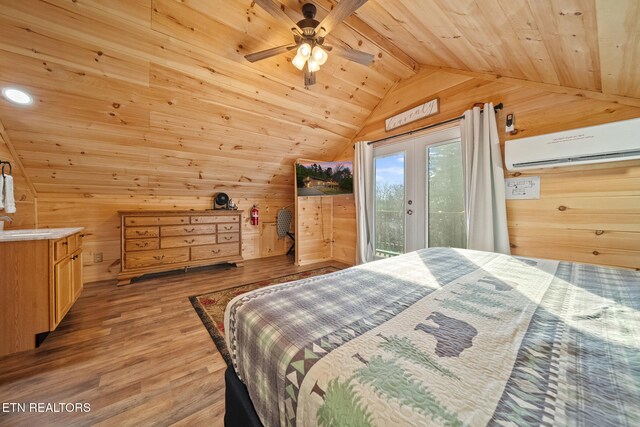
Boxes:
[245,0,374,86]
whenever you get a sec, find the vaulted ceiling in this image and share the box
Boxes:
[0,0,637,198]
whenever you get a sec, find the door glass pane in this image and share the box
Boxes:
[374,152,405,257]
[427,141,467,248]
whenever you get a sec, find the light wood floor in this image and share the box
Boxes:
[0,256,344,426]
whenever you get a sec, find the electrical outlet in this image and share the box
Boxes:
[94,252,103,263]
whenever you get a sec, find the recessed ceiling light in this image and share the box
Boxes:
[2,87,33,105]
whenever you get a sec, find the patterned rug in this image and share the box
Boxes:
[190,266,341,366]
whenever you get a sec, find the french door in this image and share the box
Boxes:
[372,127,466,258]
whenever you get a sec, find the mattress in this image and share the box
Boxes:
[224,247,640,427]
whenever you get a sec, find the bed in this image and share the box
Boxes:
[224,247,640,427]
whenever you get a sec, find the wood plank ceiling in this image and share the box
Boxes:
[0,0,637,198]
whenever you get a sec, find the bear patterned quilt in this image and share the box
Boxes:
[224,248,640,427]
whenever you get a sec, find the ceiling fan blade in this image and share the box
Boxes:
[328,45,374,65]
[315,0,368,36]
[304,68,317,86]
[245,44,297,63]
[254,0,301,32]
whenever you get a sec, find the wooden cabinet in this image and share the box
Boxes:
[54,256,74,326]
[0,230,84,356]
[51,248,84,327]
[118,210,243,285]
[72,251,83,300]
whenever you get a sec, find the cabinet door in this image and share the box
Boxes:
[54,256,74,327]
[72,251,83,300]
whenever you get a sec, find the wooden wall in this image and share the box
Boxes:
[0,120,36,229]
[335,67,640,270]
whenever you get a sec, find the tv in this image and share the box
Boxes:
[296,160,353,197]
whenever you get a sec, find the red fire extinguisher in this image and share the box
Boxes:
[250,204,259,226]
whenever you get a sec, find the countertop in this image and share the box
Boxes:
[0,227,84,242]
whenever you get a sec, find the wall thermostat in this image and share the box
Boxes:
[505,113,515,132]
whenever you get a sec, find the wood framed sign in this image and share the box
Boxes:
[385,98,439,131]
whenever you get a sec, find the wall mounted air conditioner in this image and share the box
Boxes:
[505,117,640,171]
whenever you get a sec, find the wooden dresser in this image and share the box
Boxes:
[118,210,243,285]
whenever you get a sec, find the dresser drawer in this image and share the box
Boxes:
[191,215,240,224]
[125,216,189,226]
[161,234,217,249]
[125,226,159,239]
[161,224,217,237]
[191,243,240,261]
[217,233,239,243]
[125,248,189,270]
[217,223,240,233]
[125,238,159,252]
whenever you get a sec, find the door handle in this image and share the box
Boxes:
[407,209,413,215]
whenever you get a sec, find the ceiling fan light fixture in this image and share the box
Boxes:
[298,43,311,59]
[307,56,321,72]
[292,53,307,70]
[247,0,373,85]
[312,46,328,65]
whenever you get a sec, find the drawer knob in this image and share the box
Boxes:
[224,236,232,241]
[153,255,165,261]
[185,228,195,233]
[211,249,221,254]
[224,226,232,230]
[136,231,148,235]
[184,239,195,244]
[137,242,148,247]
[62,241,68,246]
[71,255,78,260]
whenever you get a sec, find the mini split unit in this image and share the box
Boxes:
[505,117,640,171]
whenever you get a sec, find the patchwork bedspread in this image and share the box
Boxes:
[224,248,640,427]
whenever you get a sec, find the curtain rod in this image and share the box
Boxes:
[367,102,503,146]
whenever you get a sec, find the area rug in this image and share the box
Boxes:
[190,266,341,366]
